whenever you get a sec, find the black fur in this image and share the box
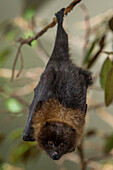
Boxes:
[38,121,76,160]
[23,8,92,141]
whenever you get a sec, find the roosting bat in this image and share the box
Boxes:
[23,8,92,160]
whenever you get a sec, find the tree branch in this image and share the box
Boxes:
[77,141,86,170]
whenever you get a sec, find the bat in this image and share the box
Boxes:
[23,8,92,160]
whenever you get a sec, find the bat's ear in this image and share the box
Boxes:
[79,68,93,87]
[85,74,92,86]
[72,128,75,132]
[69,147,75,153]
[46,122,50,126]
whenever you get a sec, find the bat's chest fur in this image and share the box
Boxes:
[33,99,85,145]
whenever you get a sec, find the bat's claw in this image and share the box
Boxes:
[23,132,35,141]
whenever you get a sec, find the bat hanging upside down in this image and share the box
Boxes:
[23,8,92,160]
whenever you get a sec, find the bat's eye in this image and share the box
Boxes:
[87,76,92,80]
[48,141,54,147]
[59,142,65,148]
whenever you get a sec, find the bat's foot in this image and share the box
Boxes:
[55,8,65,26]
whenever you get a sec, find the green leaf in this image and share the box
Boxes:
[24,9,35,21]
[6,98,22,113]
[8,128,23,141]
[10,142,37,163]
[83,39,97,64]
[24,30,34,38]
[100,57,113,89]
[24,31,37,46]
[6,30,17,40]
[0,48,11,65]
[11,143,30,161]
[105,67,113,106]
[104,134,113,153]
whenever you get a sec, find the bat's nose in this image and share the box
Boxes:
[51,151,60,160]
[22,133,35,141]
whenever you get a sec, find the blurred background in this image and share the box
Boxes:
[0,0,113,170]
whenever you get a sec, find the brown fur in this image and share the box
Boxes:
[33,99,85,148]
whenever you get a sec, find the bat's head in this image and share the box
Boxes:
[33,99,85,160]
[37,121,76,160]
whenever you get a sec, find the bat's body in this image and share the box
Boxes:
[23,8,92,160]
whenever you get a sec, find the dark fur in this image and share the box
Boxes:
[23,8,92,159]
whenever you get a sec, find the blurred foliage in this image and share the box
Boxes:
[100,57,113,106]
[105,67,113,106]
[6,98,22,113]
[83,15,113,107]
[83,39,98,64]
[86,35,106,69]
[8,128,23,141]
[9,142,39,163]
[22,0,51,13]
[0,134,5,145]
[0,163,24,170]
[100,57,113,89]
[0,20,22,41]
[104,134,113,153]
[0,48,12,67]
[8,128,39,164]
[23,9,35,21]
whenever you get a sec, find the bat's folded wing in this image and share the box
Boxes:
[23,66,57,141]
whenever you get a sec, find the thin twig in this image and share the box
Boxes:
[16,50,24,78]
[76,8,113,30]
[77,140,86,170]
[88,102,105,111]
[0,68,43,80]
[14,81,38,96]
[11,44,22,81]
[87,34,106,69]
[80,3,91,56]
[11,0,81,80]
